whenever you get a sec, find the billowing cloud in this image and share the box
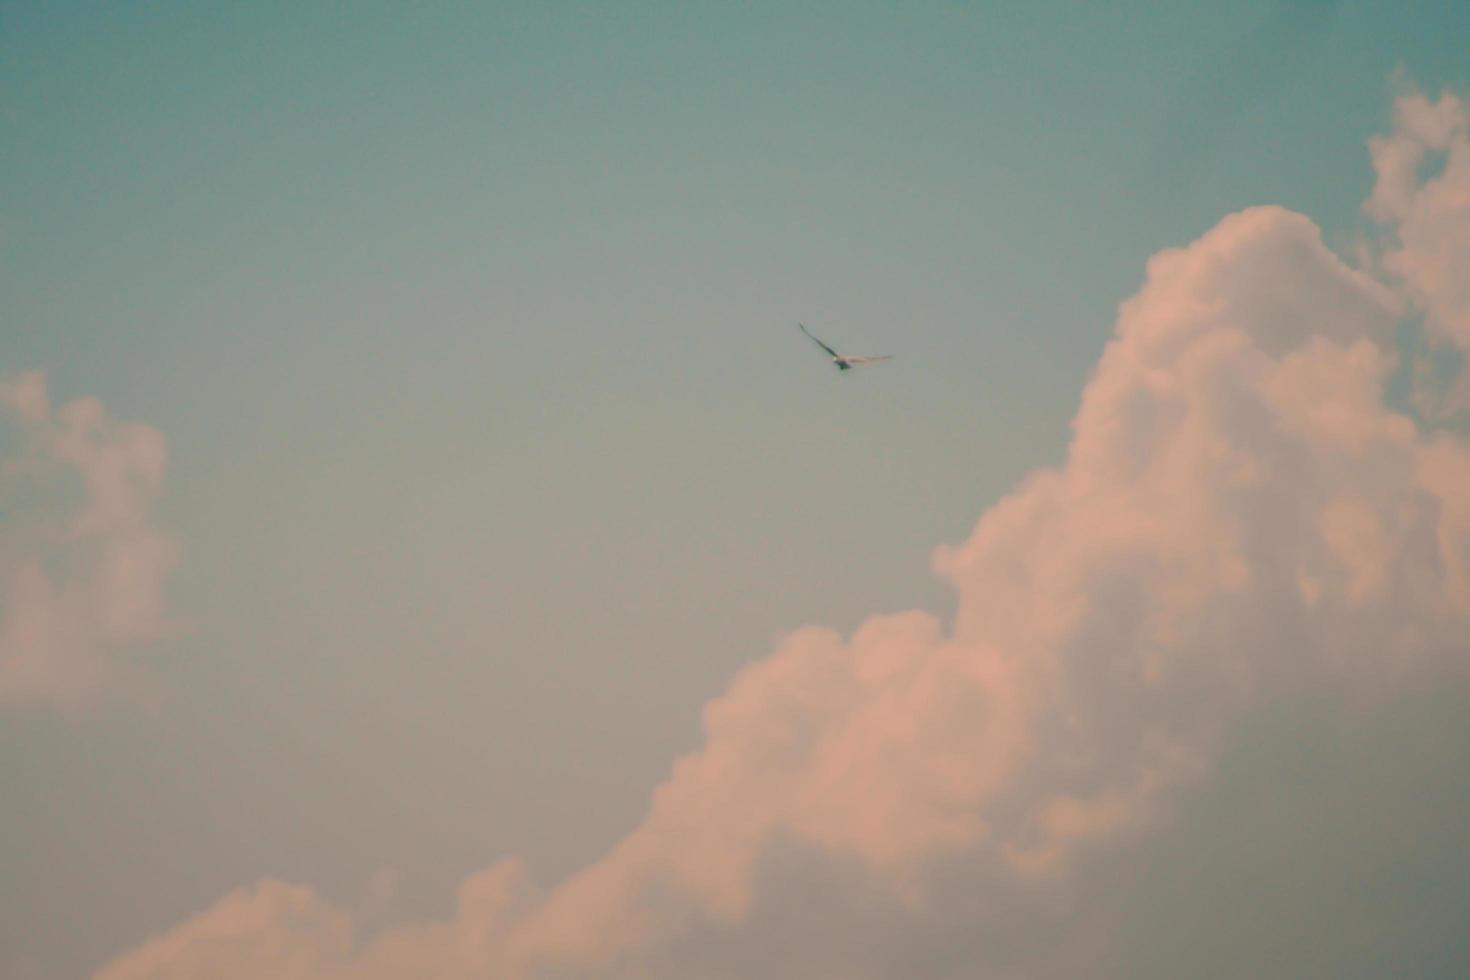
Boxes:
[0,372,179,711]
[96,84,1470,979]
[1366,82,1470,416]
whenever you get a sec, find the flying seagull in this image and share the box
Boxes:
[798,323,892,371]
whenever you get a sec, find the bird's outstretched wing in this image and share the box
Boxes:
[842,355,892,365]
[798,323,841,359]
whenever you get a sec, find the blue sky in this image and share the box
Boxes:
[3,2,1469,977]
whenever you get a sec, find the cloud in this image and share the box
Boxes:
[92,881,354,980]
[95,84,1470,979]
[1366,81,1470,416]
[0,372,179,711]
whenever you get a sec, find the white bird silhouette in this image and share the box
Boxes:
[798,323,892,372]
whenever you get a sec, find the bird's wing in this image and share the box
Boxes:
[798,323,842,359]
[842,355,893,365]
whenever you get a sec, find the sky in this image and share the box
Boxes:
[2,1,1470,978]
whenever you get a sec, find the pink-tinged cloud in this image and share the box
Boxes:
[92,881,354,980]
[1367,83,1470,415]
[95,84,1470,980]
[0,371,180,711]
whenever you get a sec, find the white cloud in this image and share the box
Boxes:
[0,372,179,711]
[94,84,1470,979]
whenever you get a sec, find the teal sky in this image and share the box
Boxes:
[3,2,1468,976]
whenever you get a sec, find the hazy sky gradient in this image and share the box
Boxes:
[3,2,1469,977]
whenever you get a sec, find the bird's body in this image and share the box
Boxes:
[798,323,892,372]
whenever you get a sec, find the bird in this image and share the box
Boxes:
[798,323,892,372]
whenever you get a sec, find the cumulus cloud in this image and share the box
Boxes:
[95,84,1470,979]
[92,881,354,980]
[0,372,179,710]
[1366,81,1470,416]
